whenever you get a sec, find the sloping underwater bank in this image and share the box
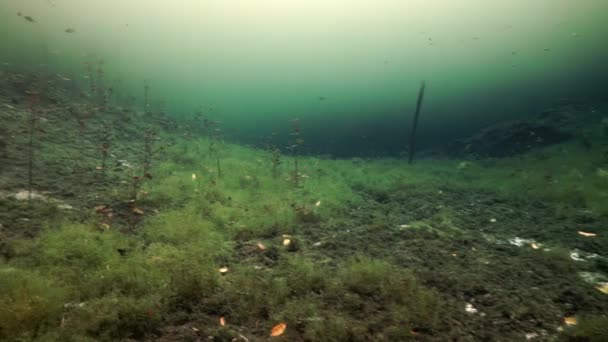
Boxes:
[1,70,608,340]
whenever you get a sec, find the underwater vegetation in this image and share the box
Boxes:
[1,1,608,340]
[0,62,607,341]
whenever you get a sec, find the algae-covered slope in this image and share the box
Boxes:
[2,0,608,340]
[2,66,608,341]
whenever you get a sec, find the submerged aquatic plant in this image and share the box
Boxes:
[288,118,304,187]
[96,58,108,111]
[205,117,224,180]
[143,128,156,177]
[271,147,282,179]
[97,121,113,177]
[263,131,283,179]
[25,85,42,201]
[84,59,96,99]
[143,80,151,114]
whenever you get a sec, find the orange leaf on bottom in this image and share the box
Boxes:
[270,322,287,337]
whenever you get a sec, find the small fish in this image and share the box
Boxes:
[65,28,75,33]
[318,96,326,101]
[24,16,35,23]
[17,12,22,17]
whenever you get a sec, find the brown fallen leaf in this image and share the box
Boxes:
[564,316,577,326]
[270,322,287,337]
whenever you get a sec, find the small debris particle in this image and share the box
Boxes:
[570,251,585,261]
[563,316,577,326]
[465,303,478,314]
[525,332,539,340]
[509,237,534,247]
[270,322,287,337]
[596,283,608,294]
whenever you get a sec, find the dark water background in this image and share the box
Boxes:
[1,0,607,158]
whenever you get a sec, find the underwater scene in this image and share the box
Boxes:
[1,0,608,341]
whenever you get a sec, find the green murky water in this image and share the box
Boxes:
[1,1,608,341]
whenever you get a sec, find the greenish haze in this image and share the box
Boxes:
[1,1,608,341]
[1,0,607,151]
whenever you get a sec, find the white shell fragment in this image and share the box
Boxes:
[508,237,534,247]
[465,303,478,314]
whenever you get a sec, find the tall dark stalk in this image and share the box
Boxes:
[96,59,107,111]
[408,81,426,164]
[204,117,223,181]
[26,90,40,201]
[290,119,303,187]
[271,147,282,179]
[98,122,112,178]
[143,128,156,177]
[143,81,150,113]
